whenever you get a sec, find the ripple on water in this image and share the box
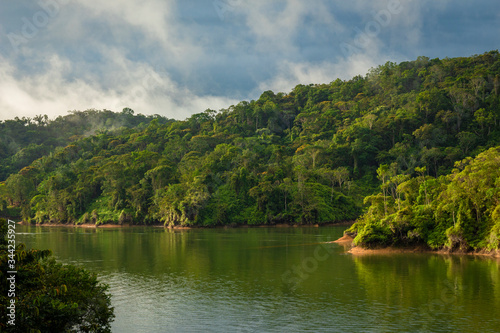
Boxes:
[14,225,500,333]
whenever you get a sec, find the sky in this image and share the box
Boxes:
[0,0,499,121]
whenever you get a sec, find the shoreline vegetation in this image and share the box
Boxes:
[17,218,500,258]
[348,244,500,259]
[333,234,500,258]
[349,246,500,258]
[16,220,356,229]
[1,51,499,253]
[346,146,500,257]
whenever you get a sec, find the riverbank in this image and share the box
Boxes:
[339,236,500,258]
[17,220,356,229]
[17,222,135,228]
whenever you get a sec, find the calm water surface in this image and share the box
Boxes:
[16,225,500,332]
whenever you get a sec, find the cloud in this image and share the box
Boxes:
[0,51,239,121]
[0,0,240,121]
[257,54,381,94]
[0,0,498,121]
[0,53,118,119]
[71,0,204,66]
[239,0,341,56]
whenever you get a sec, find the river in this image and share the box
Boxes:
[16,225,500,332]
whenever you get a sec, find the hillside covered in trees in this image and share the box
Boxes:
[1,51,499,242]
[0,109,171,182]
[347,147,500,252]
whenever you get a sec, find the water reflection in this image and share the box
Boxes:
[352,254,500,332]
[17,225,500,333]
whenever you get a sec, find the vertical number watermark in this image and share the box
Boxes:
[6,219,17,327]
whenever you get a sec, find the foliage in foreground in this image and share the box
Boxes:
[0,219,114,332]
[348,147,500,251]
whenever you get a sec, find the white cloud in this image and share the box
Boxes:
[257,54,381,94]
[240,0,341,55]
[334,0,448,56]
[73,0,174,43]
[0,0,497,122]
[0,54,118,120]
[40,0,204,72]
[0,51,239,121]
[0,0,240,121]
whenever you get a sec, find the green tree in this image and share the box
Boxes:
[0,219,114,332]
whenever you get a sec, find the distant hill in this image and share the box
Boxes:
[0,109,171,181]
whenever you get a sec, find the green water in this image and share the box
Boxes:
[16,225,500,332]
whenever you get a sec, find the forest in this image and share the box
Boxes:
[347,147,500,251]
[1,51,499,250]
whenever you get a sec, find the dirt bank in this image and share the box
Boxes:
[333,235,500,258]
[348,245,432,255]
[332,234,354,243]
